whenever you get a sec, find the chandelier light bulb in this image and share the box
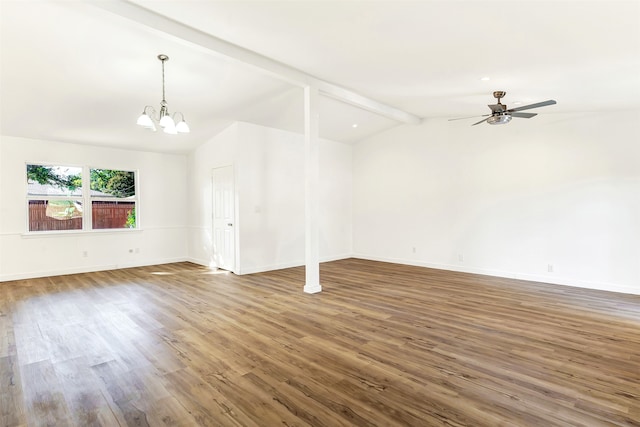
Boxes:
[163,123,178,134]
[159,114,175,129]
[175,120,190,133]
[136,112,154,128]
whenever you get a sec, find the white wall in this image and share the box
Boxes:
[186,123,239,267]
[236,123,307,273]
[0,136,189,281]
[353,111,640,294]
[187,121,352,274]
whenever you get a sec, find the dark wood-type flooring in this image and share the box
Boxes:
[1,258,640,426]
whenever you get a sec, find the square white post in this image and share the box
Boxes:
[304,86,321,294]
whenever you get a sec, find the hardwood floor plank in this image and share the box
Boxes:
[1,259,640,426]
[91,359,153,426]
[163,367,262,427]
[52,357,121,426]
[0,354,25,427]
[20,360,73,426]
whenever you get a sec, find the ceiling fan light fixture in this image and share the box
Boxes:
[136,54,189,135]
[487,114,512,125]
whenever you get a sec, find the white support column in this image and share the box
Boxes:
[304,86,321,294]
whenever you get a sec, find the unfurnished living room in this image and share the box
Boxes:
[1,1,639,426]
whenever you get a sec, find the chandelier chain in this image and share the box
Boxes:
[161,57,166,103]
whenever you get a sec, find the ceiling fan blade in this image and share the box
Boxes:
[472,117,491,126]
[448,114,489,121]
[510,112,537,118]
[509,100,556,112]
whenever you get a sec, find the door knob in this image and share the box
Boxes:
[227,223,233,226]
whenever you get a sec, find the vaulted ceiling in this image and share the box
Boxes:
[2,0,639,153]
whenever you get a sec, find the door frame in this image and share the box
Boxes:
[211,165,238,274]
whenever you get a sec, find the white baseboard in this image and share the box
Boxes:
[184,257,211,268]
[0,254,352,282]
[237,260,304,275]
[351,253,639,296]
[0,257,189,282]
[6,251,632,296]
[237,254,353,275]
[0,264,118,282]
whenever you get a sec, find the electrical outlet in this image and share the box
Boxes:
[458,253,464,262]
[412,247,416,254]
[548,264,554,273]
[82,251,88,258]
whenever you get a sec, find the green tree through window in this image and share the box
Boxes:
[90,169,135,198]
[26,165,82,191]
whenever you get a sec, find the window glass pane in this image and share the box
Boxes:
[28,200,83,231]
[27,165,82,196]
[90,169,135,198]
[92,201,136,229]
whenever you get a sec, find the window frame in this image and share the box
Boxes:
[25,163,140,234]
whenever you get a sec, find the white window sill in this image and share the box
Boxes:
[21,228,143,238]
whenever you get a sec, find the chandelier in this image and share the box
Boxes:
[136,54,190,134]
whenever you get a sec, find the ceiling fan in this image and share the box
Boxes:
[450,91,556,126]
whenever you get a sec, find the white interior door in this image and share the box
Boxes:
[212,165,235,271]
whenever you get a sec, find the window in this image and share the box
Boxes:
[26,164,137,232]
[27,165,83,231]
[90,169,137,230]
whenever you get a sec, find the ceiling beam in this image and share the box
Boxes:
[89,0,422,125]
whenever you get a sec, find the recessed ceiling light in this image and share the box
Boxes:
[352,124,358,128]
[480,77,490,81]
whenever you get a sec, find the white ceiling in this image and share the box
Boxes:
[2,0,639,154]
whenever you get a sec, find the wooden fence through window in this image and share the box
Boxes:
[28,201,134,231]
